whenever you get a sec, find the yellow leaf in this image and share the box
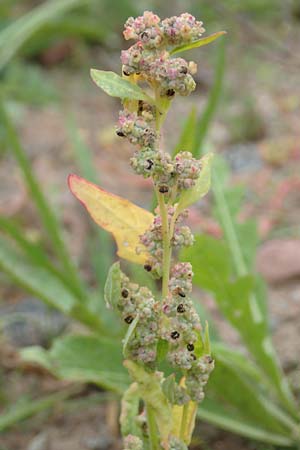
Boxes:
[68,174,153,264]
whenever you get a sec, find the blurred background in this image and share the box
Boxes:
[0,1,300,449]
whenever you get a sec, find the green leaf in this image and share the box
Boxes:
[182,234,298,417]
[209,153,298,416]
[22,334,129,393]
[104,261,121,309]
[90,69,153,102]
[170,31,226,55]
[177,153,213,212]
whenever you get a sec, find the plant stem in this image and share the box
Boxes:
[146,403,161,450]
[180,402,189,443]
[157,189,171,298]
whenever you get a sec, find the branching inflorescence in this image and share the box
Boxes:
[69,10,225,450]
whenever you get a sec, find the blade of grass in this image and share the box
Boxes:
[67,116,113,289]
[0,216,83,299]
[0,101,86,301]
[193,38,226,158]
[0,0,90,72]
[0,235,105,332]
[0,385,80,432]
[172,107,197,157]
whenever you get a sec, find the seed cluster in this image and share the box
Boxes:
[140,208,194,278]
[131,149,202,198]
[118,274,160,365]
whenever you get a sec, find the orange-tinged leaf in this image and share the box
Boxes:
[68,174,153,264]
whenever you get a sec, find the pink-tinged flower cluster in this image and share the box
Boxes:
[149,57,197,96]
[175,151,202,189]
[161,13,205,45]
[121,12,201,98]
[123,11,205,49]
[123,11,160,41]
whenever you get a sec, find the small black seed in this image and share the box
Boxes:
[145,159,154,170]
[121,288,129,298]
[187,343,194,352]
[124,315,134,324]
[138,100,143,113]
[177,304,185,313]
[159,185,169,194]
[144,264,152,272]
[123,70,130,76]
[171,331,180,340]
[141,31,149,40]
[116,130,125,137]
[178,290,186,298]
[166,89,175,97]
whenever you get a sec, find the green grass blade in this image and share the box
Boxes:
[197,400,294,447]
[0,102,86,300]
[193,38,226,158]
[172,107,197,157]
[0,386,79,432]
[0,216,82,298]
[67,117,113,290]
[0,0,89,71]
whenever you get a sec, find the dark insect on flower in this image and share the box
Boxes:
[180,66,188,74]
[166,89,175,97]
[144,264,152,272]
[116,130,125,137]
[124,315,134,324]
[207,356,214,364]
[145,159,154,170]
[123,70,130,76]
[191,353,197,361]
[121,288,129,298]
[159,185,169,194]
[177,303,186,313]
[171,331,180,339]
[187,343,194,352]
[178,290,186,298]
